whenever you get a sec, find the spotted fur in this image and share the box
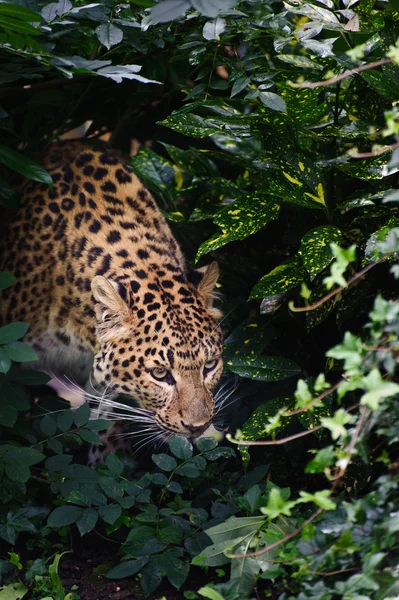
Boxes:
[0,143,224,459]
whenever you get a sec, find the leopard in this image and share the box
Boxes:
[0,142,224,463]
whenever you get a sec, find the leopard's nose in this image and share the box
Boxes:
[182,421,210,435]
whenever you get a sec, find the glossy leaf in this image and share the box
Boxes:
[0,145,52,184]
[300,226,343,281]
[242,397,295,441]
[249,256,305,299]
[196,194,280,259]
[0,322,27,345]
[226,355,301,381]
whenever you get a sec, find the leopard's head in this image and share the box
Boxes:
[90,262,223,439]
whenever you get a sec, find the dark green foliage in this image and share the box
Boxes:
[1,0,399,598]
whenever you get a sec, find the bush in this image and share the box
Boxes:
[0,0,398,598]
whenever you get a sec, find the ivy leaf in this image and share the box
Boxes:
[361,369,399,411]
[96,23,123,50]
[261,487,297,519]
[321,408,353,440]
[300,226,343,281]
[226,355,301,381]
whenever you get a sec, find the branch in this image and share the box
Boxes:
[226,425,323,446]
[349,140,399,159]
[229,508,324,558]
[289,260,379,313]
[0,74,92,98]
[284,379,342,417]
[289,58,392,89]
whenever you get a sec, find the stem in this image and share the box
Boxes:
[289,260,380,313]
[226,426,323,446]
[289,58,392,89]
[230,508,324,558]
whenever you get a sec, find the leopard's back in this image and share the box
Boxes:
[0,143,184,376]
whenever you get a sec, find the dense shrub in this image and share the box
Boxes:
[0,0,398,598]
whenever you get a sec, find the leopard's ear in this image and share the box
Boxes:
[195,262,222,320]
[91,276,132,338]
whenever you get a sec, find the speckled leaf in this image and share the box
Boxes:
[305,274,342,330]
[277,54,323,70]
[249,256,305,299]
[159,113,219,138]
[337,154,399,180]
[360,69,399,100]
[242,397,295,441]
[300,226,342,281]
[281,88,325,124]
[224,316,277,361]
[298,397,332,438]
[266,158,328,209]
[196,194,280,260]
[131,147,177,198]
[362,218,399,266]
[226,355,301,381]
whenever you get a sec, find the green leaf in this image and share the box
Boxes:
[0,348,11,374]
[76,508,98,536]
[0,272,16,291]
[0,322,28,345]
[159,113,220,138]
[40,415,57,437]
[249,256,305,299]
[152,453,177,471]
[361,369,399,411]
[131,147,177,197]
[169,435,193,460]
[5,462,31,483]
[98,505,122,525]
[57,410,73,432]
[197,194,280,259]
[161,549,189,589]
[74,402,90,427]
[242,397,294,441]
[78,429,103,445]
[3,342,37,363]
[259,92,287,113]
[107,557,149,579]
[0,145,52,184]
[203,17,226,41]
[86,419,114,431]
[0,583,28,600]
[305,446,335,473]
[0,403,18,427]
[150,0,189,24]
[47,506,84,528]
[261,487,297,519]
[300,226,343,281]
[99,476,124,499]
[96,23,123,50]
[198,587,225,600]
[226,355,301,381]
[106,454,124,475]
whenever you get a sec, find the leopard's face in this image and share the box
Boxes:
[90,264,223,438]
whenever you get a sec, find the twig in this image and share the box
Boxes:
[289,260,379,313]
[330,404,370,481]
[226,425,323,446]
[284,379,343,417]
[289,58,392,89]
[350,140,399,159]
[229,508,324,558]
[308,567,359,577]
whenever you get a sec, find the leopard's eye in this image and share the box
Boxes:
[204,358,219,372]
[150,367,172,382]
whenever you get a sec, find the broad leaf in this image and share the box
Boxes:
[226,355,301,381]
